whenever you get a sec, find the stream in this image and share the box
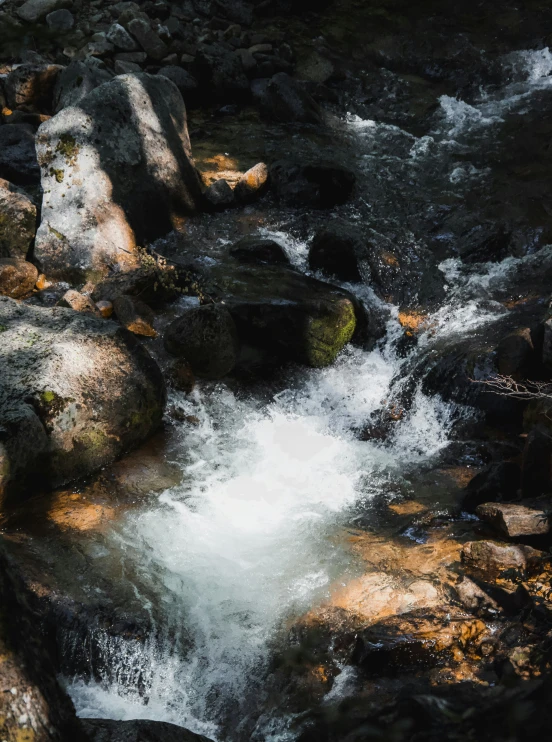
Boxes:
[61,47,552,741]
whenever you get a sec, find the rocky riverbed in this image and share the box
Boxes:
[3,1,552,741]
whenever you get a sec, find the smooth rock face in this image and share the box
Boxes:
[462,540,545,577]
[53,59,113,112]
[0,179,37,259]
[164,303,240,379]
[0,258,38,298]
[476,502,551,538]
[0,124,40,185]
[0,297,165,504]
[5,63,63,112]
[34,73,203,282]
[82,718,214,742]
[17,0,72,22]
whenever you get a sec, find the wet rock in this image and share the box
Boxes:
[253,72,322,124]
[0,258,38,299]
[234,162,269,204]
[271,158,355,209]
[521,427,552,497]
[191,259,365,367]
[0,296,165,503]
[107,22,138,51]
[127,17,168,60]
[169,359,195,393]
[194,43,250,101]
[0,179,37,259]
[5,63,63,113]
[229,236,289,265]
[496,327,538,378]
[309,224,370,282]
[164,303,240,379]
[203,178,236,211]
[463,461,521,512]
[352,609,488,672]
[113,295,157,337]
[46,8,74,31]
[461,540,546,578]
[82,718,215,742]
[157,65,198,97]
[34,73,203,282]
[454,576,500,616]
[0,124,40,186]
[476,502,550,538]
[17,0,72,23]
[53,59,113,112]
[58,288,99,314]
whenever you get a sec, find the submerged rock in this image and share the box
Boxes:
[229,236,289,265]
[34,73,203,283]
[165,303,240,379]
[0,297,165,504]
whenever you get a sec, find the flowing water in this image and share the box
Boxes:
[64,48,552,740]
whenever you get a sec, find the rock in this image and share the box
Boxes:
[253,72,322,124]
[229,236,289,265]
[164,303,240,379]
[79,32,115,59]
[46,8,74,31]
[114,60,141,74]
[194,43,250,101]
[296,51,334,84]
[91,262,186,308]
[17,0,72,23]
[34,73,203,282]
[183,257,365,367]
[476,502,550,538]
[53,59,113,112]
[309,224,371,282]
[96,300,113,318]
[543,315,552,371]
[0,296,165,503]
[463,461,521,512]
[113,295,156,337]
[234,162,269,204]
[82,718,214,742]
[461,540,546,577]
[157,65,198,97]
[0,258,38,299]
[115,51,147,64]
[521,428,552,497]
[203,178,235,211]
[270,158,355,209]
[0,124,40,185]
[58,288,99,314]
[5,63,63,112]
[496,327,538,378]
[107,22,138,51]
[127,17,168,60]
[454,576,500,616]
[0,179,37,259]
[169,359,195,393]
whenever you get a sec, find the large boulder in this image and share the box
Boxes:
[0,124,40,186]
[34,73,203,283]
[188,258,366,368]
[0,178,37,259]
[0,297,165,504]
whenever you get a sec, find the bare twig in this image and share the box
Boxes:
[471,374,552,401]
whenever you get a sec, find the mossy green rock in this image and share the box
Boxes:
[188,259,365,369]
